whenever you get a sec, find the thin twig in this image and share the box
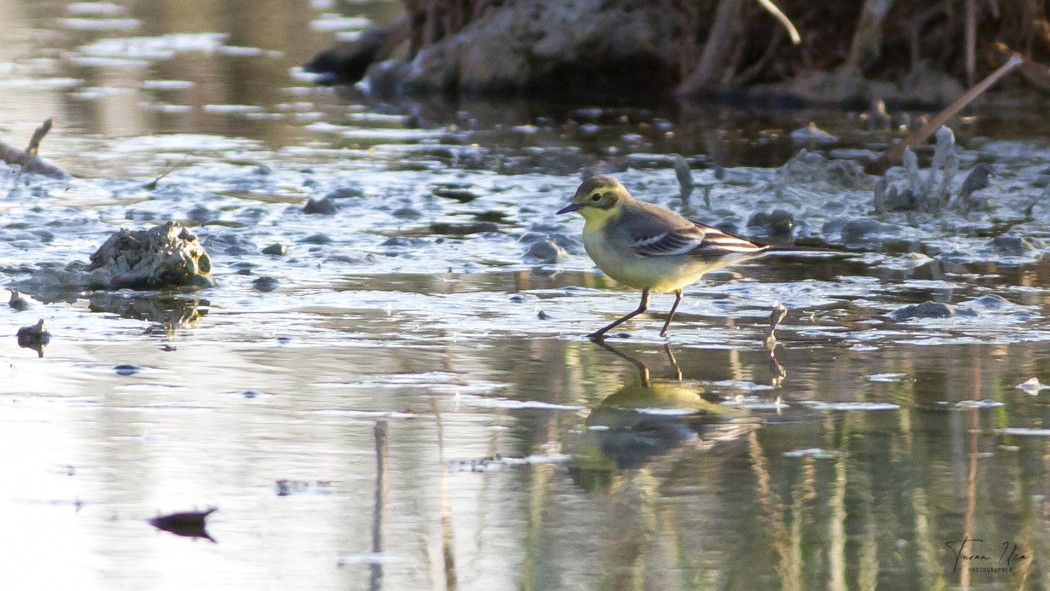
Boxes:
[143,152,194,190]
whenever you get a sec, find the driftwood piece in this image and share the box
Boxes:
[0,139,67,179]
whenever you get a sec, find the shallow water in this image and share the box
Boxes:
[4,1,1050,590]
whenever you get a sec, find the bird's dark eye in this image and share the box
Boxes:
[590,194,601,201]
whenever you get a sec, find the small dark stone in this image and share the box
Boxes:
[252,276,280,292]
[839,219,883,243]
[537,310,552,320]
[525,239,568,263]
[381,236,422,247]
[888,301,956,321]
[261,243,288,256]
[986,235,1047,256]
[325,187,364,199]
[970,294,1009,309]
[747,209,795,237]
[431,187,479,203]
[301,233,333,244]
[427,222,499,236]
[391,207,422,219]
[304,197,338,215]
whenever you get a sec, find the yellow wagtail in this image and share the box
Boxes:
[557,175,777,340]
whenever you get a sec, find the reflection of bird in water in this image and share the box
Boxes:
[571,341,760,489]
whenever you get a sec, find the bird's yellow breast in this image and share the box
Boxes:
[582,223,709,292]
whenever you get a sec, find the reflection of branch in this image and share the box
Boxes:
[433,402,458,591]
[748,432,795,588]
[828,449,847,591]
[370,421,388,591]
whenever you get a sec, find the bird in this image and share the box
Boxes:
[557,175,783,340]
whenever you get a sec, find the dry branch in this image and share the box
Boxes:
[0,142,67,179]
[866,53,1023,175]
[25,118,52,156]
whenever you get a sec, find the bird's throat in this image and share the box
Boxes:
[580,206,618,232]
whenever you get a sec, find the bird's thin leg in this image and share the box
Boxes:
[589,288,651,340]
[659,290,683,337]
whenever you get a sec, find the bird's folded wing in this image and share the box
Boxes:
[630,223,766,259]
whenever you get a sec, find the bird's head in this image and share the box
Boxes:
[557,176,629,222]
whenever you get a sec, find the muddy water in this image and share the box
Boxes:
[4,1,1050,590]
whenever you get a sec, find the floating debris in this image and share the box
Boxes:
[8,290,30,310]
[16,319,51,357]
[148,507,217,543]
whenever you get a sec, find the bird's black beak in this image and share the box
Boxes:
[557,203,583,214]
